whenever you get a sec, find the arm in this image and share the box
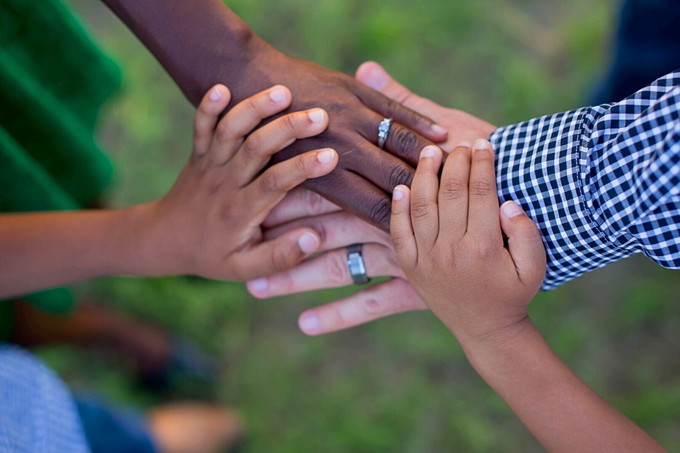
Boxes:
[361,62,680,289]
[100,0,448,230]
[0,208,147,300]
[0,85,338,299]
[389,139,667,452]
[464,320,665,453]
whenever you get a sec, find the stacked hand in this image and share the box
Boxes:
[247,62,499,334]
[237,52,454,230]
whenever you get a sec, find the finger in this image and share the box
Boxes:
[193,84,231,156]
[247,243,402,298]
[263,188,341,229]
[211,85,292,165]
[468,139,502,242]
[356,61,443,118]
[500,201,547,287]
[231,108,330,186]
[355,63,448,143]
[438,144,472,239]
[297,278,427,336]
[264,211,390,253]
[237,227,321,280]
[410,146,443,248]
[342,137,416,192]
[390,185,416,267]
[303,171,395,231]
[245,148,338,222]
[356,112,435,167]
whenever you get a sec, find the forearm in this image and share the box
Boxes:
[0,207,150,299]
[491,70,680,290]
[101,0,272,105]
[462,321,667,453]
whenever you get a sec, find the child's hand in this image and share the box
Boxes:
[138,84,338,281]
[390,139,546,345]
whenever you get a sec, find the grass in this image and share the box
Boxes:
[46,0,680,451]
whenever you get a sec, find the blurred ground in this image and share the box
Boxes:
[45,0,680,451]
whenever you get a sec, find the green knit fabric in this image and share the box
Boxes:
[0,0,121,339]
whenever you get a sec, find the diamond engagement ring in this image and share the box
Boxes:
[347,244,371,285]
[377,118,393,149]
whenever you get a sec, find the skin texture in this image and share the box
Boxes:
[0,85,337,299]
[101,0,449,230]
[247,62,496,333]
[387,140,666,453]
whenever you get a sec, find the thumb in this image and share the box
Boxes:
[355,61,440,113]
[239,227,320,281]
[499,201,546,285]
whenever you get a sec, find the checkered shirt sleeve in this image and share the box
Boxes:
[490,70,680,290]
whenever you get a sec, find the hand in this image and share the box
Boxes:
[390,140,546,344]
[248,188,428,335]
[355,61,496,150]
[243,49,450,230]
[136,84,338,281]
[246,60,499,335]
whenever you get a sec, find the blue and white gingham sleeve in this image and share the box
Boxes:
[490,70,680,290]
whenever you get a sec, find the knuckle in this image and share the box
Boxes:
[327,252,349,284]
[293,154,310,175]
[243,133,264,157]
[389,164,413,188]
[362,296,387,315]
[260,168,282,193]
[390,232,411,251]
[470,180,492,197]
[391,127,419,152]
[440,178,466,201]
[271,243,293,270]
[311,218,330,246]
[214,122,234,143]
[280,113,297,135]
[410,197,433,220]
[369,198,392,229]
[304,190,327,216]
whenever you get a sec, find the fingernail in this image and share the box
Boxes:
[431,124,447,136]
[455,141,471,149]
[247,277,269,295]
[393,186,405,201]
[316,149,335,164]
[474,138,492,151]
[269,87,286,103]
[209,87,222,102]
[420,145,437,159]
[364,64,388,90]
[308,108,325,124]
[501,201,524,218]
[299,313,320,333]
[298,232,320,254]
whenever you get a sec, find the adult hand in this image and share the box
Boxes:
[354,61,496,151]
[249,188,427,335]
[236,50,450,230]
[247,61,499,335]
[103,0,449,230]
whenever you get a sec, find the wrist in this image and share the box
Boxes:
[457,317,540,375]
[103,203,171,278]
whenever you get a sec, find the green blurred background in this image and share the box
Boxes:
[44,0,680,451]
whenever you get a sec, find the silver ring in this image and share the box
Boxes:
[347,244,371,285]
[377,118,393,149]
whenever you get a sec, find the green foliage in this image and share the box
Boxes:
[51,1,680,451]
